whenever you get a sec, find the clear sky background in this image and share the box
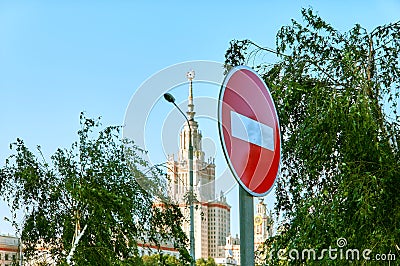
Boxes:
[1,1,400,237]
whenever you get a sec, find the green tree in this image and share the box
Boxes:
[225,8,400,265]
[142,254,185,266]
[0,113,189,265]
[195,257,218,266]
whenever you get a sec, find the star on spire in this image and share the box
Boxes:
[186,70,195,120]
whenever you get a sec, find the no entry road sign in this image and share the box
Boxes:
[218,66,281,197]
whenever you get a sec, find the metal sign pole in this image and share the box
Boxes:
[239,185,254,266]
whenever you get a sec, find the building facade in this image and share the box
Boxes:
[222,234,240,265]
[254,198,273,250]
[254,198,273,265]
[0,234,20,266]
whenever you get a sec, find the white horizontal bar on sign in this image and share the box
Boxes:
[230,111,274,151]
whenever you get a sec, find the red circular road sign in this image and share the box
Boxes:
[218,66,281,197]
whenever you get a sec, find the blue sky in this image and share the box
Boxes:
[1,1,400,236]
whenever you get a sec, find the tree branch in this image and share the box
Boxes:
[66,223,87,265]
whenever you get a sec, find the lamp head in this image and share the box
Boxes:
[163,93,175,103]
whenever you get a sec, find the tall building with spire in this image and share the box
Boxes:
[254,198,273,248]
[166,70,230,260]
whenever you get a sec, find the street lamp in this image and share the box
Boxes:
[163,92,195,266]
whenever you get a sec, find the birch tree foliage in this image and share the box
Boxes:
[0,113,189,265]
[226,8,400,265]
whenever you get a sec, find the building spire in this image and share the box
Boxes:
[186,70,195,120]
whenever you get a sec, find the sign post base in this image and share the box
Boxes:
[239,185,254,266]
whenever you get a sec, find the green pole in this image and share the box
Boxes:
[239,185,254,265]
